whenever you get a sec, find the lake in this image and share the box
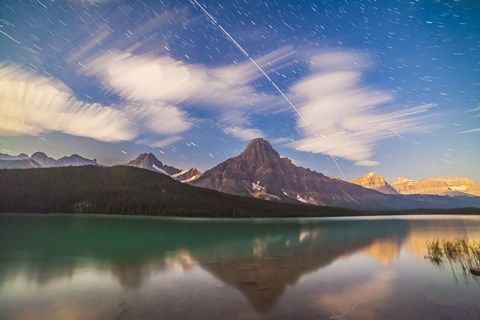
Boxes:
[0,214,479,320]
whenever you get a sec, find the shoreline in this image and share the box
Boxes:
[2,209,479,220]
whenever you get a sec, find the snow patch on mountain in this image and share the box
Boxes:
[152,164,167,174]
[252,181,265,192]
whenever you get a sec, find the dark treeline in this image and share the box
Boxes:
[0,166,478,218]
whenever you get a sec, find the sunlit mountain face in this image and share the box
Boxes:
[0,0,479,181]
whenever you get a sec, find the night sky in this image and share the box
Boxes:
[0,0,479,181]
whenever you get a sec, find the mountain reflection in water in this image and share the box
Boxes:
[0,214,479,320]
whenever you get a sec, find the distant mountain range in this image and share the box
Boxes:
[191,139,480,210]
[392,176,480,197]
[0,166,478,217]
[1,138,480,212]
[0,166,359,217]
[0,152,98,168]
[351,172,480,197]
[0,151,203,183]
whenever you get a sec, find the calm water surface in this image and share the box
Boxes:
[0,214,479,320]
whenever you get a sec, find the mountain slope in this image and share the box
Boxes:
[0,153,29,160]
[0,159,41,169]
[127,153,181,175]
[172,168,202,183]
[0,166,361,217]
[57,154,98,167]
[192,139,421,210]
[31,152,58,167]
[1,166,478,217]
[192,139,480,210]
[392,177,480,197]
[351,172,399,194]
[431,177,480,196]
[31,152,98,167]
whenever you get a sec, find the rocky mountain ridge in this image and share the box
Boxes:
[172,168,203,183]
[0,152,98,169]
[350,172,399,195]
[392,176,480,197]
[126,153,181,176]
[191,139,431,210]
[2,140,479,209]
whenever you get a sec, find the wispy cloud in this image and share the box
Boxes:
[287,51,437,166]
[80,47,293,138]
[122,103,191,135]
[135,135,184,148]
[0,64,190,145]
[225,127,264,141]
[80,49,289,110]
[67,6,197,65]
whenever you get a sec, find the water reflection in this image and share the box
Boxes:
[0,215,479,319]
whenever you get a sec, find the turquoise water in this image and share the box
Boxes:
[0,214,479,319]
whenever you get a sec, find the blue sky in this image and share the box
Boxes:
[0,0,479,182]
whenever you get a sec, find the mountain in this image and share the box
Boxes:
[56,154,98,167]
[392,177,480,197]
[31,152,58,167]
[351,172,399,194]
[0,166,359,217]
[192,139,406,209]
[31,152,98,167]
[0,159,41,169]
[192,138,480,210]
[0,153,29,160]
[172,168,202,183]
[0,152,97,169]
[1,166,478,217]
[2,145,479,211]
[127,153,181,175]
[431,177,480,196]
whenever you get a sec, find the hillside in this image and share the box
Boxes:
[192,138,395,209]
[0,166,357,217]
[192,139,480,210]
[0,159,41,169]
[1,166,478,218]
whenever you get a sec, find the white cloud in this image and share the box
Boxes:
[81,51,265,108]
[136,135,184,148]
[355,160,380,167]
[80,48,291,126]
[123,103,191,135]
[271,137,293,144]
[225,127,264,141]
[83,52,204,103]
[287,52,437,166]
[0,64,190,146]
[0,64,134,141]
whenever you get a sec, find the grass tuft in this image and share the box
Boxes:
[425,238,480,273]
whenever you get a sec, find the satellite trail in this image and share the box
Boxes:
[190,0,346,179]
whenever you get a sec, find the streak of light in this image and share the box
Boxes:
[0,30,21,44]
[190,0,346,179]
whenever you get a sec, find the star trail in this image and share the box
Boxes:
[0,0,479,180]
